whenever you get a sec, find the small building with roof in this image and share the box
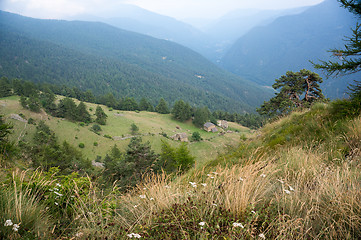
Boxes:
[204,122,218,132]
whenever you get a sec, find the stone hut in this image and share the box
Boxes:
[172,133,189,142]
[204,122,217,132]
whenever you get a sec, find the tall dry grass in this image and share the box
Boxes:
[0,170,54,239]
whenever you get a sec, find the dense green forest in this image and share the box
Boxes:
[0,10,274,113]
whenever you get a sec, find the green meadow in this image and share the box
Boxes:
[0,96,250,165]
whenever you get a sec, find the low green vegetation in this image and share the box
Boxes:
[1,97,361,239]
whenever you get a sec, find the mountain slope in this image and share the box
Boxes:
[221,0,358,98]
[202,7,308,60]
[71,4,214,59]
[0,11,273,112]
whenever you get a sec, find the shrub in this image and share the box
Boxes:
[78,143,85,148]
[93,142,98,146]
[104,134,112,139]
[191,131,202,141]
[91,124,102,133]
[28,118,35,125]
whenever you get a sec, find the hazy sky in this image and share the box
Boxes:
[1,0,325,20]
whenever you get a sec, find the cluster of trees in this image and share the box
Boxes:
[103,137,194,190]
[19,121,92,174]
[2,77,266,128]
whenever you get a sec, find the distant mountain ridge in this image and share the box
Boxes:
[0,11,273,113]
[70,4,215,60]
[221,0,358,98]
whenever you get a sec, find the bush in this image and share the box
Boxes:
[78,143,85,148]
[28,118,35,125]
[330,99,361,120]
[93,142,98,146]
[191,132,202,141]
[91,124,102,133]
[104,134,112,140]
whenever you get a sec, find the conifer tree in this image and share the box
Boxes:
[257,69,324,117]
[193,106,211,127]
[172,100,192,122]
[76,102,91,123]
[95,106,107,125]
[155,98,170,114]
[0,77,12,97]
[314,0,361,77]
[139,98,154,111]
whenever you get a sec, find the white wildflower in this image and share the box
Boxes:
[165,185,171,189]
[289,185,295,191]
[284,189,291,194]
[207,174,215,179]
[55,202,59,205]
[199,222,206,226]
[212,203,218,207]
[239,177,244,181]
[260,174,266,178]
[56,183,61,187]
[127,233,141,238]
[54,188,59,191]
[133,233,141,238]
[143,187,147,190]
[251,210,256,214]
[12,224,20,232]
[212,172,218,175]
[201,183,207,187]
[259,233,266,239]
[189,182,197,188]
[54,191,63,197]
[232,222,244,228]
[150,198,154,201]
[277,179,284,184]
[139,195,146,199]
[4,219,13,227]
[133,205,138,208]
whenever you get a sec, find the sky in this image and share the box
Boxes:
[0,0,325,20]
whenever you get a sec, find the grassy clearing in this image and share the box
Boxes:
[0,96,249,163]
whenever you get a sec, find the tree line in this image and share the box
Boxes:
[0,76,265,128]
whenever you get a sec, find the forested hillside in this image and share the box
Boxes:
[0,11,273,113]
[221,0,358,99]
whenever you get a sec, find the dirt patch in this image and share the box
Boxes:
[10,114,27,123]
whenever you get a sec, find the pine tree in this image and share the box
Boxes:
[175,143,195,173]
[193,106,210,128]
[155,98,170,114]
[139,98,154,111]
[0,77,12,97]
[95,106,107,125]
[57,97,77,121]
[76,102,91,123]
[257,69,324,117]
[172,100,192,122]
[158,141,177,173]
[120,137,159,189]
